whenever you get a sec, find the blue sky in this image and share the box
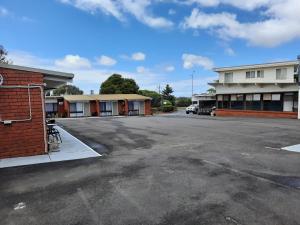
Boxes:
[1,0,300,96]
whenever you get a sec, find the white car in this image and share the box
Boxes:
[186,104,198,114]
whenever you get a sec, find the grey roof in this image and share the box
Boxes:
[0,63,74,79]
[193,93,216,97]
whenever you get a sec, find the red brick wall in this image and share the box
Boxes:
[63,100,70,117]
[216,109,297,119]
[144,100,152,115]
[124,100,129,116]
[0,68,46,158]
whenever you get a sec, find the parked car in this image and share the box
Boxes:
[186,104,198,114]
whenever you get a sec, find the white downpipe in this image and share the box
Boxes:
[0,83,48,153]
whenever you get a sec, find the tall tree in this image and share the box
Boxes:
[0,45,12,64]
[207,88,216,94]
[100,74,139,94]
[176,97,192,107]
[53,84,83,96]
[139,90,161,107]
[162,84,176,105]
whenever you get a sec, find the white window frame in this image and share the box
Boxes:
[70,102,84,117]
[246,71,256,79]
[276,68,287,80]
[257,70,264,78]
[224,72,233,83]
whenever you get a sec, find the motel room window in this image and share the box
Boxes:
[223,95,230,109]
[217,95,223,109]
[70,102,84,117]
[45,103,58,113]
[245,94,261,110]
[276,68,287,80]
[257,70,264,78]
[230,94,244,110]
[246,71,255,79]
[128,101,140,116]
[45,103,58,118]
[224,72,233,83]
[263,93,282,111]
[100,102,112,116]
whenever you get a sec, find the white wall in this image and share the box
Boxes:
[219,66,295,84]
[215,83,298,94]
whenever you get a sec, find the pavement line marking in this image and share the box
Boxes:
[77,188,102,225]
[201,159,298,191]
[14,202,26,210]
[265,146,281,151]
[56,126,102,157]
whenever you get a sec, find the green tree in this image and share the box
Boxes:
[176,97,192,107]
[207,88,216,94]
[139,89,161,107]
[53,84,84,96]
[0,45,12,64]
[100,74,139,94]
[162,84,175,106]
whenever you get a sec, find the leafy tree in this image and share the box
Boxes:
[207,88,216,94]
[138,89,161,107]
[0,45,12,64]
[100,74,139,94]
[162,84,175,106]
[176,97,192,107]
[53,84,83,96]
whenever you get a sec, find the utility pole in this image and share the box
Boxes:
[158,84,163,107]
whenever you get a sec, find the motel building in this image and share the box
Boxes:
[209,60,300,119]
[0,63,74,159]
[45,94,152,118]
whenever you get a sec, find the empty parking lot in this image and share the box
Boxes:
[1,114,300,225]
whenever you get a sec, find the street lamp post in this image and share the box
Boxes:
[191,70,195,97]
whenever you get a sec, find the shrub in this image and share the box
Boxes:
[161,105,175,112]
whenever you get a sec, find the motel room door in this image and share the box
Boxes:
[283,93,293,112]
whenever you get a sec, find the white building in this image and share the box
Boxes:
[209,60,299,118]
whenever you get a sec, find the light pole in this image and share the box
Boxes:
[191,70,195,97]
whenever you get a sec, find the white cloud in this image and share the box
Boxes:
[8,51,52,68]
[181,0,300,47]
[97,55,117,66]
[225,47,235,56]
[0,6,9,17]
[182,54,214,70]
[55,54,91,69]
[60,0,123,20]
[8,50,213,96]
[136,66,147,73]
[165,65,175,72]
[132,52,146,61]
[175,0,271,10]
[168,9,176,15]
[59,0,173,28]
